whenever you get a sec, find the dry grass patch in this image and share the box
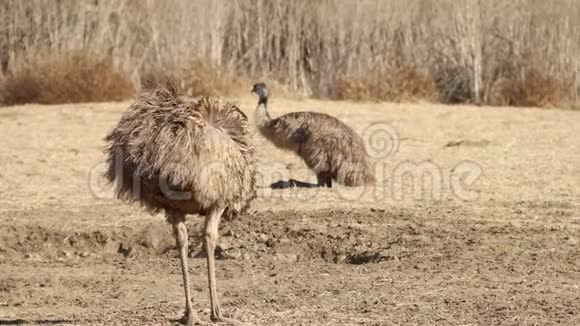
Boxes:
[179,59,248,98]
[0,52,134,106]
[335,67,438,103]
[489,70,571,108]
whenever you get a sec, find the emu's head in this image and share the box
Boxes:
[251,82,268,105]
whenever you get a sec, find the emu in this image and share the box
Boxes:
[251,82,375,188]
[104,79,256,325]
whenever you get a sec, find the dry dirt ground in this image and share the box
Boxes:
[0,97,578,325]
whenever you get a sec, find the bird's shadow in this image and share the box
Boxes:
[269,179,319,189]
[0,319,72,325]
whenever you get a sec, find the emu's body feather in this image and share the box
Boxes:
[104,83,256,216]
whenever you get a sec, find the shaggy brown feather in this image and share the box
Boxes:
[104,81,256,217]
[253,84,375,186]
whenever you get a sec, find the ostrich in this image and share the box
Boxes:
[251,82,375,188]
[104,79,256,325]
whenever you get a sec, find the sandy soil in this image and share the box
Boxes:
[0,97,578,325]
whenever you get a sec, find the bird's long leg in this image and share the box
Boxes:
[204,207,241,324]
[317,171,332,188]
[169,211,203,326]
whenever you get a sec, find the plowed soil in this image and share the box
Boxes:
[0,98,578,325]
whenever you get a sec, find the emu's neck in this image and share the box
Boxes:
[254,99,272,129]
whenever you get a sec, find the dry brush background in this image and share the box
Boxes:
[0,0,579,107]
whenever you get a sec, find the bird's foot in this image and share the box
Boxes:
[177,311,207,326]
[211,314,246,325]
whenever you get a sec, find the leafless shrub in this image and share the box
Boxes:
[179,59,247,98]
[490,70,569,108]
[0,51,134,105]
[336,67,438,103]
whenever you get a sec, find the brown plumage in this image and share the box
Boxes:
[104,79,256,325]
[251,82,375,187]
